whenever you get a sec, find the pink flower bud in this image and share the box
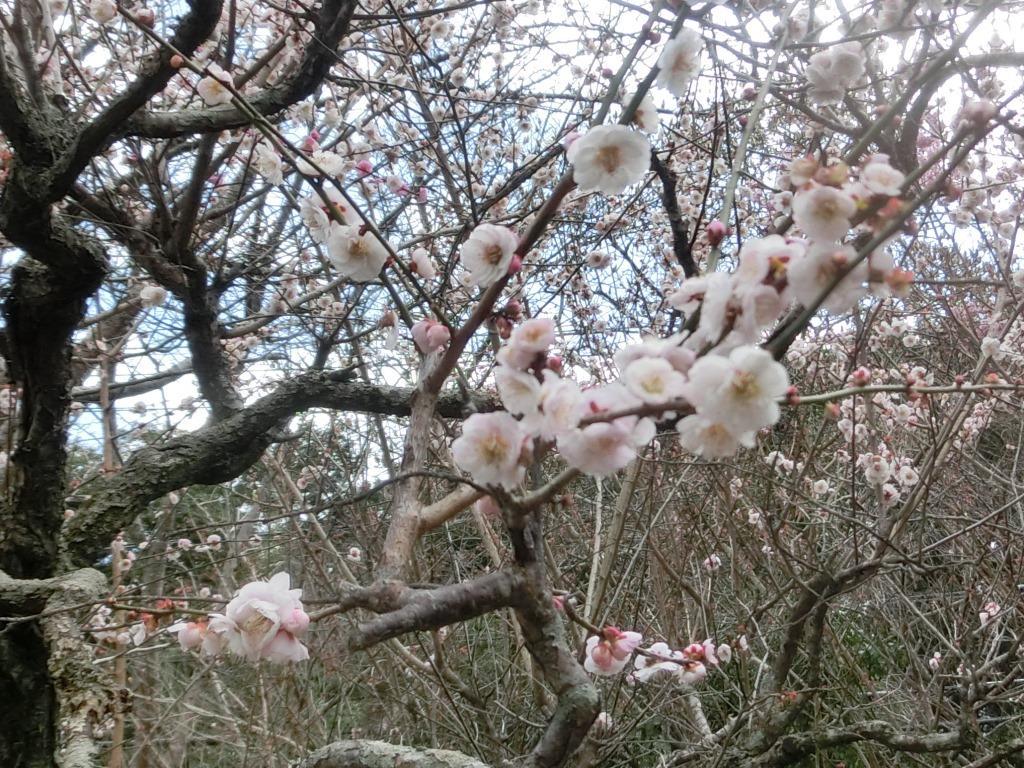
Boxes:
[850,366,872,386]
[356,159,374,174]
[283,608,310,636]
[705,220,728,247]
[507,254,523,275]
[412,319,450,354]
[591,641,614,668]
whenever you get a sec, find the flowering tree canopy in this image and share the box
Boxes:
[1,0,1024,767]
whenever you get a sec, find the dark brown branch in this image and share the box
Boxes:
[48,0,223,199]
[59,371,495,567]
[508,512,600,768]
[124,0,358,139]
[650,151,697,278]
[71,362,193,404]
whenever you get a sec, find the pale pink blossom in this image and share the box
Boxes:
[557,383,648,475]
[789,157,819,187]
[633,642,686,683]
[139,285,168,307]
[621,357,687,405]
[527,372,583,440]
[861,156,905,196]
[792,184,856,241]
[694,272,734,343]
[863,454,891,485]
[734,235,805,285]
[410,247,436,279]
[558,420,637,476]
[254,143,284,185]
[678,414,753,457]
[980,601,1001,627]
[169,621,206,652]
[701,638,719,666]
[210,572,310,663]
[614,336,695,377]
[787,242,867,313]
[881,483,901,507]
[300,197,332,243]
[625,91,660,133]
[495,366,542,415]
[896,465,919,486]
[668,276,710,314]
[452,412,527,490]
[497,317,557,370]
[679,660,708,686]
[89,0,117,24]
[805,42,864,105]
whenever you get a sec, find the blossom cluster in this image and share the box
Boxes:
[170,572,310,664]
[452,313,790,485]
[583,626,731,687]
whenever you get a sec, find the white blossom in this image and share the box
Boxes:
[685,346,789,436]
[139,285,168,307]
[655,29,703,96]
[568,125,651,195]
[197,65,233,107]
[861,156,905,196]
[460,223,519,287]
[327,224,389,282]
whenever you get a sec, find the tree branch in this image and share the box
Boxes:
[59,371,495,566]
[349,571,524,650]
[296,740,489,768]
[48,0,223,199]
[124,0,357,138]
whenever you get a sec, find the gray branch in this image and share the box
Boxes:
[295,741,489,768]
